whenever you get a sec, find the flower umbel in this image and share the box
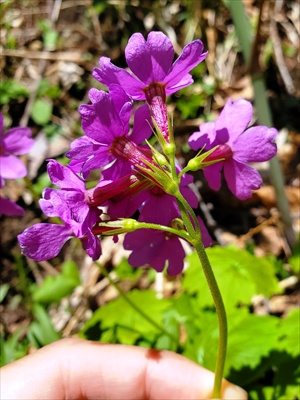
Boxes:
[188,98,278,200]
[93,31,208,103]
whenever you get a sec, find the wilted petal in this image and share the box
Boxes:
[18,223,72,261]
[223,159,262,200]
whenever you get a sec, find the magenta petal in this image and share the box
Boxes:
[129,104,152,144]
[203,161,223,191]
[139,193,179,225]
[0,197,24,217]
[93,57,145,100]
[233,126,278,162]
[156,236,185,276]
[39,188,60,217]
[147,31,174,81]
[66,136,100,160]
[0,155,27,179]
[47,160,85,191]
[3,127,34,155]
[109,84,133,115]
[125,33,153,84]
[81,229,101,261]
[164,40,207,90]
[0,113,3,133]
[81,93,123,143]
[197,217,212,248]
[18,223,72,261]
[180,186,198,209]
[82,149,114,178]
[188,122,216,150]
[223,159,262,200]
[101,158,132,181]
[124,229,165,269]
[215,98,253,144]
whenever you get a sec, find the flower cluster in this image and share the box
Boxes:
[0,113,34,217]
[18,31,277,275]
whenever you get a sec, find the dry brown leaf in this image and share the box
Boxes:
[253,185,300,213]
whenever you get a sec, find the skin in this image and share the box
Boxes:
[1,338,247,399]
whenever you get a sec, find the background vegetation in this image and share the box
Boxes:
[0,1,299,398]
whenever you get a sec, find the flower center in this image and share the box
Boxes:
[109,135,153,168]
[204,143,233,163]
[150,185,165,197]
[143,82,167,104]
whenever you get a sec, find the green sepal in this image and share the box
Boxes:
[187,145,222,171]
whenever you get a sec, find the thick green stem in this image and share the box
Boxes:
[95,261,178,343]
[193,239,227,399]
[175,191,200,236]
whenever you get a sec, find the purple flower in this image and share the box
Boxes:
[93,31,207,103]
[18,159,102,261]
[41,159,102,236]
[0,113,34,185]
[188,98,278,200]
[66,85,152,180]
[123,169,212,276]
[0,196,25,217]
[124,217,211,276]
[137,168,198,225]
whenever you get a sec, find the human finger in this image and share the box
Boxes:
[0,338,247,399]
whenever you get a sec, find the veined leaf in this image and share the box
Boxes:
[80,290,171,343]
[33,261,81,304]
[183,246,281,309]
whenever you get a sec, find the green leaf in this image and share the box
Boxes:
[183,309,219,369]
[31,98,53,125]
[183,309,280,377]
[225,313,280,376]
[27,304,60,347]
[183,246,281,310]
[80,290,170,342]
[277,308,300,357]
[114,258,143,282]
[0,79,29,104]
[0,329,28,366]
[116,325,141,345]
[288,241,300,275]
[33,261,81,304]
[43,30,58,50]
[156,308,180,351]
[0,283,9,303]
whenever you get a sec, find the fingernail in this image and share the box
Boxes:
[223,385,248,399]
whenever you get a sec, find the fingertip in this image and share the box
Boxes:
[222,383,248,399]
